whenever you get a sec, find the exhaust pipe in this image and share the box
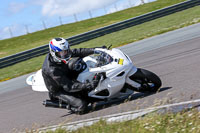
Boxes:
[43,100,69,109]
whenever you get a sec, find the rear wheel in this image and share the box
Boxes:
[126,68,162,93]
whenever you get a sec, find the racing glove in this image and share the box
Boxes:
[85,79,99,91]
[70,73,104,92]
[94,46,107,54]
[71,78,100,92]
[94,50,102,54]
[101,45,107,49]
[84,73,103,91]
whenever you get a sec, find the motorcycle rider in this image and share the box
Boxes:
[42,37,100,114]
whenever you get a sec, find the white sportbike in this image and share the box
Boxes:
[26,47,162,109]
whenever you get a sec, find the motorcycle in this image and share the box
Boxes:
[26,46,162,110]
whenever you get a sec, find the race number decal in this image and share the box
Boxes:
[118,58,124,65]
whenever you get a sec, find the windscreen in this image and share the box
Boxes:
[95,52,113,67]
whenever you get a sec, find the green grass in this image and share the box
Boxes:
[0,0,186,58]
[0,5,200,81]
[0,55,46,82]
[75,5,200,49]
[44,108,200,133]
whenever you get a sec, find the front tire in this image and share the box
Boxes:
[126,68,162,93]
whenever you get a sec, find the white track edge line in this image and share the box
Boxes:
[36,99,200,132]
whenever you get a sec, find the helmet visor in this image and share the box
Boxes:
[55,50,71,60]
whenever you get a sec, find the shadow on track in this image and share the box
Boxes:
[61,87,172,116]
[88,87,172,113]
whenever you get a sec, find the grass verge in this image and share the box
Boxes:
[0,6,200,81]
[44,108,200,133]
[0,55,46,82]
[0,0,186,58]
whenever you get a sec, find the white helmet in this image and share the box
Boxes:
[49,37,72,64]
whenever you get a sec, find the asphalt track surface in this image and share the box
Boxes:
[0,23,200,133]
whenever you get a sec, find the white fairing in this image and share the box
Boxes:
[26,69,48,92]
[26,48,138,99]
[78,48,137,99]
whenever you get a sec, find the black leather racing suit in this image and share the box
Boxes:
[42,48,95,113]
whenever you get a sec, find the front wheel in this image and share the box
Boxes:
[126,68,162,93]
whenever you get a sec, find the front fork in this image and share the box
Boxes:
[125,66,141,89]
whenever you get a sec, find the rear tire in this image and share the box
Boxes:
[126,68,162,93]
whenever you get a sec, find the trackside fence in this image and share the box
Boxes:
[0,0,200,69]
